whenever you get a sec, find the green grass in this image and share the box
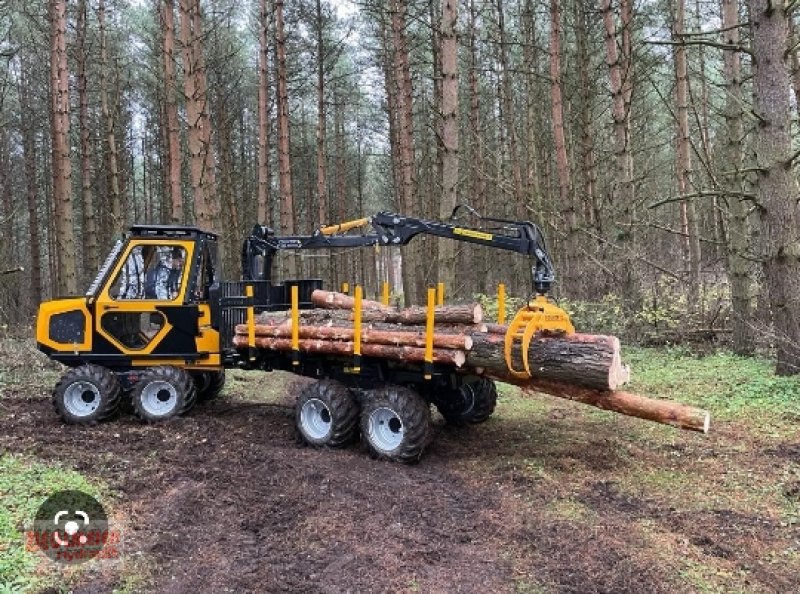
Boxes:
[625,347,800,420]
[0,454,107,593]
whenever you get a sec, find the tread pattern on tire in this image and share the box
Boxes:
[131,366,197,422]
[295,379,359,448]
[360,386,432,464]
[52,364,122,425]
[463,378,497,424]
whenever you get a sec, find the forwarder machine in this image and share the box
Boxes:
[36,207,574,462]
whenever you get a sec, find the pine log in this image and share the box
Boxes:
[467,332,629,391]
[231,335,466,367]
[259,301,483,325]
[311,289,390,311]
[234,324,473,350]
[254,310,487,334]
[490,375,709,434]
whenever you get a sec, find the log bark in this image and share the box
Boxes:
[311,289,391,311]
[232,335,466,367]
[309,290,483,324]
[468,331,629,391]
[254,311,487,334]
[235,324,472,350]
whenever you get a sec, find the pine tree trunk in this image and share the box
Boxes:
[748,0,800,374]
[98,0,122,238]
[439,0,458,297]
[721,0,753,355]
[50,0,77,296]
[162,0,183,223]
[20,63,42,309]
[673,0,702,310]
[257,0,272,226]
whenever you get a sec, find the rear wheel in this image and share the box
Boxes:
[53,365,122,425]
[131,366,197,422]
[191,370,226,401]
[361,386,432,463]
[295,380,359,448]
[435,378,497,425]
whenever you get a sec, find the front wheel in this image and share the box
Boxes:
[361,386,432,464]
[295,380,359,448]
[53,365,122,425]
[131,366,197,422]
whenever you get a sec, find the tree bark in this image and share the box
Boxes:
[438,0,459,296]
[721,0,753,355]
[549,0,574,281]
[50,0,77,295]
[274,0,295,278]
[232,335,467,367]
[673,0,702,308]
[162,0,183,223]
[235,323,473,350]
[76,0,97,281]
[312,289,391,311]
[257,0,272,225]
[98,0,122,238]
[749,0,800,374]
[20,62,42,309]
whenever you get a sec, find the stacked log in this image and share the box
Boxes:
[233,289,710,434]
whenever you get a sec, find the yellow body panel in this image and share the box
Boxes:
[36,298,93,352]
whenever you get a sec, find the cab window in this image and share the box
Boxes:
[109,245,187,301]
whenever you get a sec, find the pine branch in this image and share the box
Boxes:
[648,190,758,210]
[644,39,752,55]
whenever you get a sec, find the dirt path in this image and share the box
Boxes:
[1,370,798,593]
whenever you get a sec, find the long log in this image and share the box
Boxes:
[253,310,487,334]
[231,335,466,367]
[467,331,629,391]
[311,289,390,311]
[309,289,483,324]
[490,374,709,434]
[234,324,473,350]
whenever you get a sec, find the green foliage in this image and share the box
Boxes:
[0,455,105,592]
[625,347,800,419]
[473,292,526,325]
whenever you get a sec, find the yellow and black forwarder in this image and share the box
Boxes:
[36,207,573,462]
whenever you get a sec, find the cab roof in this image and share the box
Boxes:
[129,224,218,240]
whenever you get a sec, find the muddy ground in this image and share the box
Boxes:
[1,354,799,593]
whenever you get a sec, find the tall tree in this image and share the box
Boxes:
[99,0,123,237]
[549,0,574,281]
[748,0,800,374]
[257,0,272,225]
[179,0,218,233]
[50,0,77,295]
[162,0,183,223]
[438,0,458,294]
[672,0,701,305]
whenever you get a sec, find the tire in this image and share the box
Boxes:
[192,370,226,401]
[53,365,122,425]
[435,378,497,426]
[295,380,359,448]
[360,386,432,463]
[131,366,197,422]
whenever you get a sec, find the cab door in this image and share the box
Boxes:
[94,240,201,364]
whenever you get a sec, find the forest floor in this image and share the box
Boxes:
[0,336,799,593]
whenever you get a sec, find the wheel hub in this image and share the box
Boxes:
[368,407,404,452]
[140,380,178,417]
[63,381,101,417]
[300,398,332,440]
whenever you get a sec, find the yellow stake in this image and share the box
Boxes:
[246,285,255,359]
[437,282,445,306]
[497,283,506,325]
[353,285,363,372]
[291,285,300,365]
[341,282,349,295]
[382,281,390,306]
[424,287,435,379]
